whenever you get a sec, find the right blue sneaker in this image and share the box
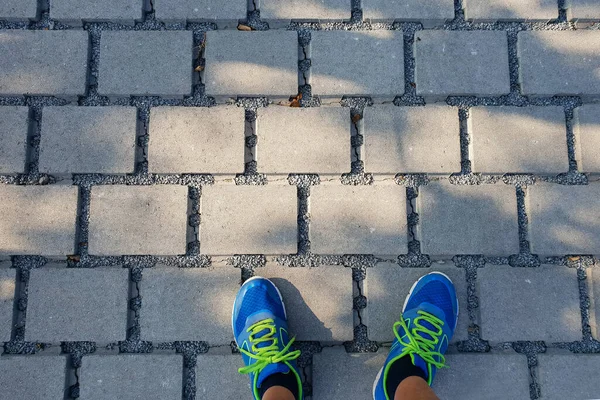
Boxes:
[373,272,459,400]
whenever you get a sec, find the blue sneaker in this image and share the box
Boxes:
[232,276,303,400]
[373,272,459,400]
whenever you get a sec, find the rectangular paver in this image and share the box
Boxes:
[98,31,193,97]
[363,105,461,174]
[591,267,599,340]
[0,31,88,96]
[154,0,247,24]
[200,185,298,255]
[0,269,16,342]
[0,106,28,174]
[80,355,182,400]
[261,0,350,26]
[26,267,129,342]
[204,31,298,99]
[574,104,600,173]
[259,264,354,341]
[363,0,455,26]
[310,31,404,99]
[366,264,469,343]
[256,106,350,174]
[140,266,240,343]
[538,354,600,400]
[0,356,67,399]
[470,106,569,174]
[0,0,37,20]
[0,185,78,256]
[88,185,188,256]
[196,354,251,399]
[478,265,581,342]
[415,31,510,99]
[569,0,600,20]
[149,106,245,174]
[464,0,558,21]
[40,106,137,174]
[310,185,408,255]
[528,184,600,255]
[417,182,519,256]
[519,31,600,97]
[50,0,143,25]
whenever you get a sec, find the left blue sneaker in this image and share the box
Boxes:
[232,276,303,400]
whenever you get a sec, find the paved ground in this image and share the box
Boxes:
[0,0,600,399]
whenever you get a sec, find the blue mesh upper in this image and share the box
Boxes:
[405,279,456,329]
[234,280,286,335]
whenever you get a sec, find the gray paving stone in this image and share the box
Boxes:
[591,267,600,340]
[574,104,600,173]
[434,353,530,399]
[88,185,188,256]
[261,0,350,26]
[259,264,354,341]
[140,266,240,343]
[363,0,455,26]
[0,31,88,96]
[257,106,350,174]
[149,106,245,174]
[0,106,28,174]
[538,354,600,400]
[366,264,469,343]
[415,30,510,99]
[204,31,298,99]
[80,354,183,400]
[0,356,67,399]
[154,0,247,24]
[310,31,404,99]
[470,106,569,174]
[363,105,461,174]
[0,185,78,256]
[26,267,129,342]
[50,0,143,25]
[569,0,600,20]
[313,347,387,400]
[0,269,16,342]
[40,106,137,174]
[417,182,519,256]
[478,265,581,342]
[0,0,37,20]
[310,185,408,255]
[464,0,558,21]
[98,31,193,97]
[200,185,298,255]
[528,184,600,255]
[196,354,251,399]
[519,31,600,97]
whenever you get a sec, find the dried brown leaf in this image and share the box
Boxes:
[352,114,362,124]
[237,24,252,31]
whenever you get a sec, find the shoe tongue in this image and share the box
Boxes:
[257,362,291,388]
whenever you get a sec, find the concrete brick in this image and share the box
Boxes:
[40,106,137,174]
[470,106,569,174]
[0,269,16,342]
[415,31,510,99]
[569,1,600,20]
[575,104,600,173]
[260,0,350,23]
[140,266,240,343]
[310,31,404,99]
[200,185,298,255]
[366,264,469,343]
[313,347,387,400]
[519,31,600,97]
[434,353,530,399]
[0,0,37,20]
[310,185,408,255]
[26,267,129,342]
[0,31,88,96]
[204,31,298,98]
[259,264,354,341]
[0,356,67,399]
[80,354,183,400]
[0,185,78,256]
[256,106,350,174]
[363,105,461,174]
[363,0,455,25]
[0,106,28,174]
[538,354,600,400]
[528,184,600,255]
[149,106,245,174]
[196,354,251,398]
[88,185,188,256]
[98,31,193,97]
[417,182,519,256]
[478,265,581,342]
[591,268,600,340]
[154,0,247,24]
[50,0,143,25]
[464,0,558,21]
